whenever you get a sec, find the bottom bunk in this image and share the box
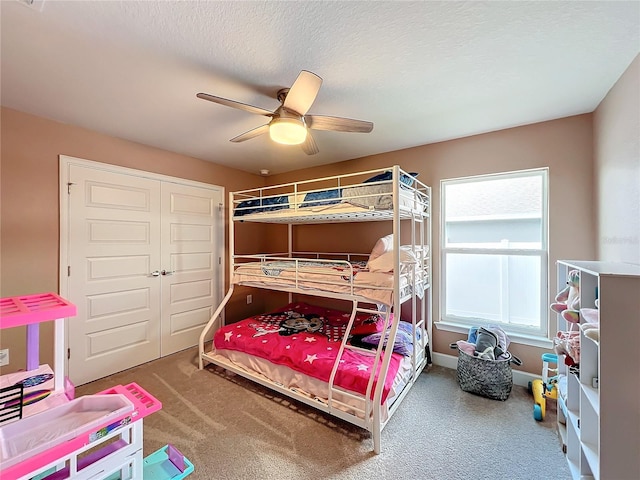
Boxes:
[199,301,429,453]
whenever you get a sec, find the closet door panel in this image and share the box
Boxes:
[67,164,162,385]
[160,182,221,356]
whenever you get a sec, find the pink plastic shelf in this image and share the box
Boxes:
[0,383,161,480]
[0,293,77,329]
[98,382,163,420]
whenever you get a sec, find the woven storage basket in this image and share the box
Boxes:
[455,348,516,401]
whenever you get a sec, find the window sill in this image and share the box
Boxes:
[436,321,554,349]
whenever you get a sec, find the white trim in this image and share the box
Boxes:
[59,159,71,380]
[441,166,548,185]
[59,155,225,378]
[440,168,549,338]
[59,154,221,190]
[443,247,545,255]
[435,321,554,349]
[447,212,543,222]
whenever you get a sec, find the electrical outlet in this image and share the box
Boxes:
[246,294,252,305]
[0,349,9,367]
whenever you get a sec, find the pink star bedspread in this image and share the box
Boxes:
[213,302,402,403]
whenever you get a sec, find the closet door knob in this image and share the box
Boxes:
[149,270,161,277]
[161,270,175,276]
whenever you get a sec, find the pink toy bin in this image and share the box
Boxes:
[0,393,133,471]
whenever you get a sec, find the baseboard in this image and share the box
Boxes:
[431,352,538,388]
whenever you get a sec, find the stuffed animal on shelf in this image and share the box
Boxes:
[554,330,580,366]
[580,307,600,343]
[551,269,582,366]
[550,269,581,325]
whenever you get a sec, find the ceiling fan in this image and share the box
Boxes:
[196,70,373,155]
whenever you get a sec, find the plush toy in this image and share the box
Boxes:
[580,307,600,343]
[553,330,580,366]
[551,270,582,365]
[550,269,581,325]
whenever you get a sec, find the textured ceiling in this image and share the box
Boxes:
[2,1,639,175]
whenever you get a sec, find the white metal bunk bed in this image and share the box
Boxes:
[198,165,431,454]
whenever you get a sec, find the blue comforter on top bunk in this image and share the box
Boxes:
[234,188,341,216]
[234,171,418,217]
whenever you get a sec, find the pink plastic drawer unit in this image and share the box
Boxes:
[0,383,161,480]
[0,394,133,471]
[0,293,76,328]
[98,383,163,420]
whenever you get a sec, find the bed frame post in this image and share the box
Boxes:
[198,190,237,370]
[288,223,293,304]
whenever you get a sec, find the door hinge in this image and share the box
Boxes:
[67,182,75,194]
[67,265,71,276]
[67,348,70,360]
[218,257,221,265]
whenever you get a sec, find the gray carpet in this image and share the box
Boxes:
[77,347,571,480]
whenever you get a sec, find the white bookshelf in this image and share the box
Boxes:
[555,260,640,480]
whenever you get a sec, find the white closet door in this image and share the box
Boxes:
[67,164,162,385]
[160,182,221,356]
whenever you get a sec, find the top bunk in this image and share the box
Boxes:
[232,166,430,224]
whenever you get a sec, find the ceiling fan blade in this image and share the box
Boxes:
[306,115,373,133]
[301,131,319,155]
[196,93,273,117]
[283,70,322,116]
[230,124,270,143]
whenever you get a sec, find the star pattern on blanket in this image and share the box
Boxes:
[212,302,404,404]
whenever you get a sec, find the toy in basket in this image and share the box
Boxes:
[528,353,559,421]
[450,326,522,401]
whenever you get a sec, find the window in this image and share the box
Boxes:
[440,169,548,338]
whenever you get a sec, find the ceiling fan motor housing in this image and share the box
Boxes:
[276,88,290,104]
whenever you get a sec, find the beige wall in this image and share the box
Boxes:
[594,54,640,265]
[0,107,265,373]
[0,106,601,377]
[269,114,596,373]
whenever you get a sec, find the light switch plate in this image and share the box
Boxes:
[0,349,9,367]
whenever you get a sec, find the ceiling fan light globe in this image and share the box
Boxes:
[269,118,307,145]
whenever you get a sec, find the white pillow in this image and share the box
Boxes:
[368,234,394,263]
[367,247,418,273]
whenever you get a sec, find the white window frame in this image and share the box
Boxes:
[439,168,550,345]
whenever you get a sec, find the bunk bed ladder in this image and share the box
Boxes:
[409,206,431,380]
[409,261,429,380]
[327,300,394,453]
